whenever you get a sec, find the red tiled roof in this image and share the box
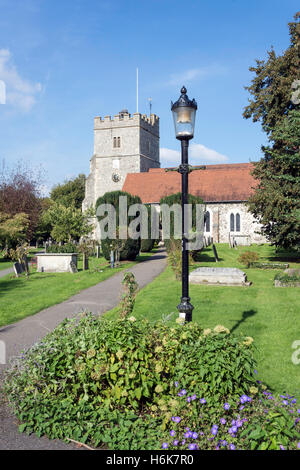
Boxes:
[122,163,257,203]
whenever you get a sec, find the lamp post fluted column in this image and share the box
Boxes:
[171,86,197,323]
[177,140,194,322]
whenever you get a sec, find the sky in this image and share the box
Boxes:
[0,0,298,194]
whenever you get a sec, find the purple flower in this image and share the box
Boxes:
[282,400,289,406]
[229,444,236,450]
[221,440,227,447]
[170,430,175,437]
[173,440,179,446]
[174,381,178,388]
[220,418,226,425]
[192,432,198,439]
[188,443,197,450]
[200,398,207,404]
[280,445,285,450]
[162,443,168,449]
[211,425,218,436]
[254,369,258,374]
[173,416,181,423]
[186,396,191,403]
[184,431,192,439]
[297,409,300,414]
[297,442,300,449]
[224,403,230,410]
[181,439,186,445]
[191,394,197,401]
[180,389,187,395]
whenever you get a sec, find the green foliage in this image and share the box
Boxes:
[167,238,182,280]
[237,251,259,268]
[4,316,258,449]
[46,242,78,253]
[274,271,300,284]
[250,262,289,269]
[140,205,155,252]
[50,174,86,209]
[244,13,300,251]
[120,272,139,319]
[160,386,300,451]
[0,212,29,251]
[243,12,300,137]
[96,191,142,261]
[44,202,94,243]
[160,193,204,255]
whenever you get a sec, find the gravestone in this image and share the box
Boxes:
[83,254,89,270]
[96,246,101,258]
[189,267,250,286]
[13,262,24,278]
[70,261,78,273]
[212,244,219,262]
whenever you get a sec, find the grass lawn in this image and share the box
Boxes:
[105,244,300,399]
[0,255,13,271]
[0,251,153,327]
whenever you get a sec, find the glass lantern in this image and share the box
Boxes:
[171,86,197,140]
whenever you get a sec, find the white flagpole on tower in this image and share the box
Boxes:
[136,68,139,113]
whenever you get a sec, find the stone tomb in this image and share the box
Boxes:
[189,267,250,286]
[36,253,78,273]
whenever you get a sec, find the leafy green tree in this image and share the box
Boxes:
[243,12,300,138]
[44,202,94,243]
[244,12,300,251]
[50,174,86,209]
[0,212,29,253]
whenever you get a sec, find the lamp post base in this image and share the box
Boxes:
[177,297,194,323]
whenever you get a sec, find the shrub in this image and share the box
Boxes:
[46,242,78,253]
[140,204,155,252]
[101,237,141,261]
[237,251,259,268]
[96,191,142,261]
[4,316,258,449]
[120,272,138,319]
[160,193,204,256]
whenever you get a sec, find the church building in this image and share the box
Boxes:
[82,110,266,245]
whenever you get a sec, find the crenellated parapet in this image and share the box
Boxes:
[94,111,159,137]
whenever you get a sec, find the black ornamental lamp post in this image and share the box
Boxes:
[171,86,197,323]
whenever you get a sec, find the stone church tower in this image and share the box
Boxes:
[82,110,160,211]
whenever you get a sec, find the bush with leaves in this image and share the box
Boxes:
[237,251,259,268]
[46,242,78,253]
[120,272,139,319]
[96,191,142,261]
[4,316,260,449]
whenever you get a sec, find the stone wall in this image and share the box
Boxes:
[205,202,267,244]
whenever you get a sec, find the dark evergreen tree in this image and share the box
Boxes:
[244,12,300,251]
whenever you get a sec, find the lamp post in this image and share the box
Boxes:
[171,86,197,322]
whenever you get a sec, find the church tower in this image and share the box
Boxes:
[82,110,160,210]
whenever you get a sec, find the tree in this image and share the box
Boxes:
[0,212,29,253]
[243,12,300,138]
[50,174,86,209]
[0,161,43,241]
[248,109,300,250]
[244,12,300,251]
[44,202,94,243]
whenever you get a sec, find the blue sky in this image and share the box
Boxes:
[0,0,298,194]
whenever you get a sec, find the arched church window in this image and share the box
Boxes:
[117,137,121,148]
[236,213,241,232]
[230,213,235,232]
[204,211,210,232]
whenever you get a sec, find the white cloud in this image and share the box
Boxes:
[0,48,42,111]
[168,64,227,86]
[160,143,228,167]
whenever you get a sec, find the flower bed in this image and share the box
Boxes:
[3,315,300,450]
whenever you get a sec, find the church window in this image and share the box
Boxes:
[204,211,210,232]
[113,137,121,148]
[230,213,235,232]
[236,213,241,232]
